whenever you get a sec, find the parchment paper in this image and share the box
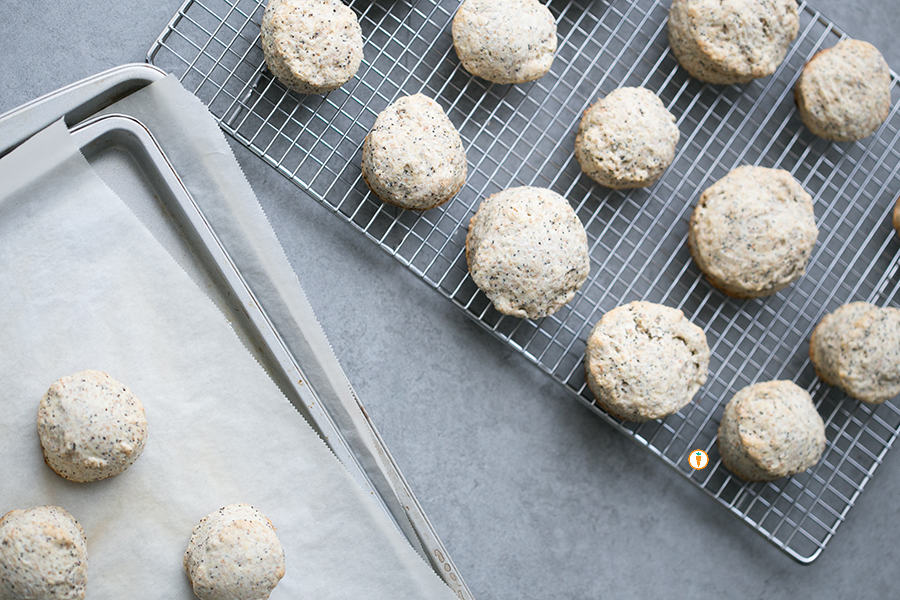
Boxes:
[0,120,457,599]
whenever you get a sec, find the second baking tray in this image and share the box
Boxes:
[148,0,900,561]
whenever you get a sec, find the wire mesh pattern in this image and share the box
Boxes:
[149,0,900,562]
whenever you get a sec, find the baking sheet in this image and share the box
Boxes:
[0,119,457,599]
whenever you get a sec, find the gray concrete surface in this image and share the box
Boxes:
[2,1,899,598]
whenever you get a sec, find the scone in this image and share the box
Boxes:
[717,380,826,481]
[809,302,900,404]
[37,370,148,483]
[184,504,286,600]
[361,94,467,210]
[0,506,88,600]
[260,0,363,94]
[668,0,799,84]
[795,39,891,142]
[452,0,557,84]
[466,186,590,319]
[584,301,710,421]
[574,87,680,189]
[688,165,818,298]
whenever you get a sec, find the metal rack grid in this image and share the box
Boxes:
[149,0,900,562]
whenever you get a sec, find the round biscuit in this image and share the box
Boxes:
[574,87,680,189]
[466,186,590,319]
[584,301,710,422]
[668,0,799,84]
[452,0,557,84]
[687,165,818,299]
[362,94,467,210]
[717,380,826,481]
[795,39,891,142]
[261,0,363,94]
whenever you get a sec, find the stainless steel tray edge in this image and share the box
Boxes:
[0,63,167,159]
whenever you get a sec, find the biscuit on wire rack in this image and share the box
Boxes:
[574,87,680,189]
[894,195,900,236]
[466,186,590,319]
[809,302,900,405]
[584,301,710,422]
[452,0,557,84]
[717,380,826,482]
[688,165,818,299]
[361,93,467,211]
[667,0,799,85]
[260,0,363,94]
[795,39,892,142]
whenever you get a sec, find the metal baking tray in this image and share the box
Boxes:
[0,64,168,160]
[147,0,900,562]
[0,68,470,597]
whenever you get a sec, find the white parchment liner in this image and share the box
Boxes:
[0,120,456,599]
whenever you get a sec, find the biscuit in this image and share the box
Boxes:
[809,302,900,404]
[466,186,590,319]
[0,506,88,600]
[361,94,467,210]
[717,380,826,481]
[184,504,286,600]
[37,370,148,483]
[452,0,557,84]
[795,39,891,142]
[584,301,710,421]
[574,87,680,189]
[260,0,363,95]
[668,0,799,85]
[688,165,818,298]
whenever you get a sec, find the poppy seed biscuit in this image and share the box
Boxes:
[466,186,590,319]
[0,506,88,600]
[452,0,557,84]
[184,504,286,600]
[668,0,799,85]
[795,39,891,142]
[260,0,363,95]
[717,380,826,481]
[361,94,467,210]
[688,165,818,299]
[37,370,148,483]
[809,302,900,404]
[574,87,680,189]
[585,301,710,422]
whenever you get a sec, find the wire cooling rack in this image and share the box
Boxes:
[149,0,900,562]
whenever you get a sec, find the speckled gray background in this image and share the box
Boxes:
[2,1,899,598]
